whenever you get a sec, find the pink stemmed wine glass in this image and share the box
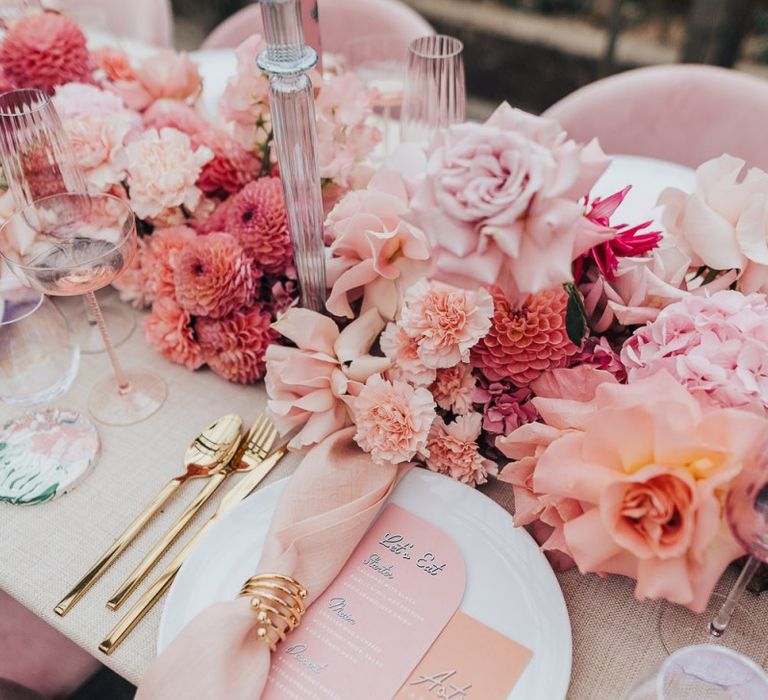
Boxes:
[0,192,166,425]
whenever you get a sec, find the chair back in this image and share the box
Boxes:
[202,0,433,53]
[544,64,768,170]
[59,0,174,47]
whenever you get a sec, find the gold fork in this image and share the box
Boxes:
[99,442,287,654]
[105,415,277,611]
[54,414,243,617]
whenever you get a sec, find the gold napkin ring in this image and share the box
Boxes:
[238,574,308,652]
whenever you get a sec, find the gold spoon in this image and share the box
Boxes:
[54,414,243,617]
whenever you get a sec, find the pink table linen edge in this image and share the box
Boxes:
[136,427,411,700]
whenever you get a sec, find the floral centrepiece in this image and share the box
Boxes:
[265,140,768,612]
[0,11,381,383]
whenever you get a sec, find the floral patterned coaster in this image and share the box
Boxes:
[0,408,99,505]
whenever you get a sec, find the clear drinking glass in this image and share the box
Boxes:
[659,441,768,655]
[0,193,166,425]
[341,33,411,155]
[400,35,466,147]
[0,286,79,405]
[0,88,135,354]
[625,645,768,699]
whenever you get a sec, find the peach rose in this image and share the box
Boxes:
[517,368,767,611]
[136,50,202,103]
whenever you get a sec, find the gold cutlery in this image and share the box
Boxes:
[99,442,287,655]
[54,414,243,617]
[105,415,276,611]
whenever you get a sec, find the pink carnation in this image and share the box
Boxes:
[622,290,768,414]
[112,235,151,307]
[430,363,476,415]
[142,99,209,137]
[352,374,435,465]
[400,279,494,369]
[124,127,212,220]
[325,171,431,320]
[144,297,205,370]
[174,233,257,319]
[408,102,610,302]
[380,322,436,386]
[196,306,274,384]
[0,13,91,92]
[425,413,498,487]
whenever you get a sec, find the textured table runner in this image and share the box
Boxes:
[0,296,766,699]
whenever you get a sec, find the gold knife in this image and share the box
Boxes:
[98,445,287,655]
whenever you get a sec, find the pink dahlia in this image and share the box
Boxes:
[430,363,476,415]
[352,374,435,465]
[473,376,539,436]
[622,290,768,414]
[174,233,257,319]
[144,297,205,370]
[143,225,198,303]
[425,413,498,487]
[220,178,293,274]
[399,280,494,369]
[196,306,275,384]
[0,13,91,92]
[471,286,578,386]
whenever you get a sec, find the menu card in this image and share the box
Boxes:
[262,504,466,700]
[395,611,533,699]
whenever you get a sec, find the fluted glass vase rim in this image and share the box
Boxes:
[0,88,52,118]
[409,34,464,60]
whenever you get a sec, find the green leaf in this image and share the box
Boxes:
[564,283,587,347]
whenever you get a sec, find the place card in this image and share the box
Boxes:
[262,504,466,700]
[395,611,533,700]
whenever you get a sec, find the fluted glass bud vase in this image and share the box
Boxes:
[258,0,326,312]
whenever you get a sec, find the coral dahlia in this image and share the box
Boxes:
[471,286,579,386]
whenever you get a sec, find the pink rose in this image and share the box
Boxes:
[123,127,212,220]
[659,155,768,293]
[409,102,610,300]
[325,170,431,320]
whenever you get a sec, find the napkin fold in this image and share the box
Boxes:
[137,427,410,700]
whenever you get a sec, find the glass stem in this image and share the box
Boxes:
[709,555,760,636]
[85,291,130,394]
[83,296,97,326]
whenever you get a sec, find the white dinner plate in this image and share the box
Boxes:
[159,468,572,699]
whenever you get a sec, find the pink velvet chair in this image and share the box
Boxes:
[202,0,433,53]
[59,0,174,48]
[0,591,101,698]
[543,64,768,171]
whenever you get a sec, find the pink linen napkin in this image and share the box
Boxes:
[137,427,410,700]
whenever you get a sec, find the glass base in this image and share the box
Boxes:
[658,593,754,657]
[70,298,136,354]
[88,370,167,426]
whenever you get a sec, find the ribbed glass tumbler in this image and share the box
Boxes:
[400,35,466,147]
